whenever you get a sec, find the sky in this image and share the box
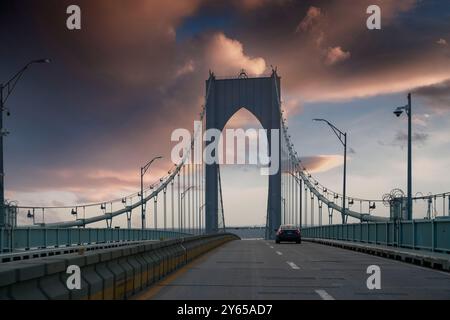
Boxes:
[1,0,450,226]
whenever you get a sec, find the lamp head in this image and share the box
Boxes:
[393,107,403,117]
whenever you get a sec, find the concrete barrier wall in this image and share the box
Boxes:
[0,233,238,300]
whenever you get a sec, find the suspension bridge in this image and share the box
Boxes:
[0,70,449,300]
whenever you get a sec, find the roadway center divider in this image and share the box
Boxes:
[0,233,239,300]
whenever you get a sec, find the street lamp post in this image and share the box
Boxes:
[140,156,163,230]
[393,93,413,220]
[313,119,348,224]
[0,59,51,227]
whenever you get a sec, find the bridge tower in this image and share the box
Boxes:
[204,70,282,239]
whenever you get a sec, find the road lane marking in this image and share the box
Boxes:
[269,246,274,249]
[315,289,335,300]
[287,261,300,269]
[276,251,283,256]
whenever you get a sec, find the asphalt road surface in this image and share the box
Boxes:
[135,240,450,300]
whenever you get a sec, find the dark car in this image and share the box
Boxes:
[275,225,301,244]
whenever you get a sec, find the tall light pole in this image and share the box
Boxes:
[393,93,413,220]
[313,119,347,224]
[0,59,51,227]
[140,156,163,229]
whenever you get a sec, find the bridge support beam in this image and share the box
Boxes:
[204,72,282,239]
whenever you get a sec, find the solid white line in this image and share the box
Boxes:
[276,251,283,256]
[286,261,300,269]
[315,289,335,300]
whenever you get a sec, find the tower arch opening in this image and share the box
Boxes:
[219,107,269,230]
[204,71,281,239]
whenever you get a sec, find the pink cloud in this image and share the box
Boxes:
[297,6,322,32]
[300,155,344,173]
[205,33,267,76]
[437,38,448,46]
[324,46,351,66]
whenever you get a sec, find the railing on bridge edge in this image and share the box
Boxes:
[301,218,450,254]
[0,228,192,253]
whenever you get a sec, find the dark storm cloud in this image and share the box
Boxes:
[413,79,450,111]
[223,0,450,101]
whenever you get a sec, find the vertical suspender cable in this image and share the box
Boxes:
[182,165,186,232]
[163,187,167,230]
[153,195,158,230]
[188,162,191,234]
[178,172,181,233]
[171,180,174,231]
[304,186,308,227]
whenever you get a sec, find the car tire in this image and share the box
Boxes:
[276,240,280,244]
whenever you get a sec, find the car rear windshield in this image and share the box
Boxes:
[280,225,297,230]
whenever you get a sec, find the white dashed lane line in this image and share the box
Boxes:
[269,246,274,249]
[276,251,283,256]
[315,289,335,300]
[286,261,300,270]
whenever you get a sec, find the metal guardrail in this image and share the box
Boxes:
[0,228,191,253]
[301,218,450,253]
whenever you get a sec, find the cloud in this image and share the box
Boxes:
[205,33,267,76]
[224,108,263,129]
[299,155,344,173]
[379,131,430,149]
[413,79,450,111]
[225,0,447,104]
[395,131,429,146]
[412,113,431,126]
[4,0,450,212]
[296,6,322,33]
[175,59,195,78]
[233,0,290,11]
[437,38,448,46]
[282,96,303,117]
[324,46,351,65]
[30,0,204,88]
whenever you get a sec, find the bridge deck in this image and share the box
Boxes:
[134,240,450,300]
